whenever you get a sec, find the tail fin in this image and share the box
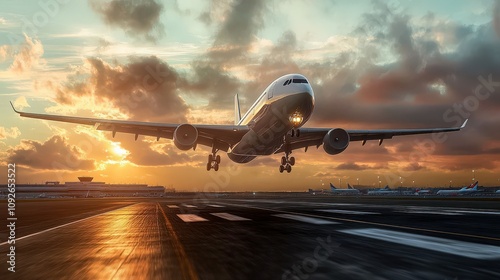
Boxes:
[348,183,353,189]
[330,183,336,190]
[234,93,241,125]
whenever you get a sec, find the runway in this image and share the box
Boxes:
[1,196,500,279]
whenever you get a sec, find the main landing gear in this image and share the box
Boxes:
[279,152,295,173]
[206,147,221,171]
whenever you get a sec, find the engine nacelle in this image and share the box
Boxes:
[323,128,350,155]
[173,124,198,150]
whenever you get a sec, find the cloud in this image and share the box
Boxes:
[0,45,9,62]
[9,34,44,73]
[336,162,385,171]
[55,56,189,122]
[494,0,500,38]
[7,135,96,170]
[13,96,30,110]
[0,127,21,140]
[89,0,165,42]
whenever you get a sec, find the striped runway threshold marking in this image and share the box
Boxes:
[339,228,500,260]
[273,214,340,225]
[207,204,225,208]
[167,205,179,208]
[176,214,208,222]
[182,204,197,208]
[210,213,250,221]
[317,209,379,215]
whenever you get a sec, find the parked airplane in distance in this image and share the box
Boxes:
[330,183,360,195]
[437,181,479,196]
[11,73,468,173]
[367,185,400,195]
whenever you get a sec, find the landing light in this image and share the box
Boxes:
[289,113,303,127]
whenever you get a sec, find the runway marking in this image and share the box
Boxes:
[217,202,500,242]
[210,213,250,221]
[176,214,208,222]
[445,210,500,215]
[339,228,500,260]
[207,204,225,208]
[167,205,179,208]
[273,214,339,225]
[396,210,463,216]
[0,203,138,247]
[182,204,197,208]
[158,204,199,280]
[317,209,379,215]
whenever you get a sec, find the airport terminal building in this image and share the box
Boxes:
[1,177,167,198]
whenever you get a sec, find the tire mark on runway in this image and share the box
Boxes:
[217,202,500,242]
[157,203,199,280]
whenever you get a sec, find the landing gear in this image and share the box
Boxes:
[279,153,295,173]
[290,129,300,137]
[207,147,221,171]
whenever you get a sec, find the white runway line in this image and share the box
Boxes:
[0,204,137,246]
[396,210,463,216]
[339,228,500,260]
[445,210,500,215]
[167,205,179,208]
[207,204,225,208]
[176,214,208,222]
[210,213,250,221]
[317,209,379,215]
[182,204,197,208]
[273,214,340,225]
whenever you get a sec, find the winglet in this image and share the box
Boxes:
[460,119,468,129]
[10,101,20,114]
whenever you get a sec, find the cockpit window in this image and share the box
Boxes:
[292,78,308,84]
[282,80,288,86]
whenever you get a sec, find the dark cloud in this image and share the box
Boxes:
[56,56,189,122]
[187,0,269,109]
[89,0,164,42]
[7,136,95,170]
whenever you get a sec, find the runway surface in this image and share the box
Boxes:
[1,196,500,279]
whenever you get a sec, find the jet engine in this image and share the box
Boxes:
[323,128,350,155]
[173,124,198,150]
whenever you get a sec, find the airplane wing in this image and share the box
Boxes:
[10,102,249,152]
[276,119,468,153]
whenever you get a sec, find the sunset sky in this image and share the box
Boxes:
[1,0,500,191]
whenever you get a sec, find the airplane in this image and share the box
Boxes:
[367,185,399,195]
[436,181,479,196]
[330,183,360,195]
[11,73,468,173]
[414,188,433,195]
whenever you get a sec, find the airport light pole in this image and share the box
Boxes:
[339,178,341,188]
[472,169,475,181]
[412,180,415,188]
[377,176,380,188]
[399,177,402,188]
[357,178,359,187]
[449,180,452,187]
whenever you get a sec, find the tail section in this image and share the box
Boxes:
[468,181,479,190]
[348,183,353,189]
[330,183,336,190]
[234,93,241,125]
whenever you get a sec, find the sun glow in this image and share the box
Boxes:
[111,142,129,157]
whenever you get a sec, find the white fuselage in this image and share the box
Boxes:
[228,74,314,163]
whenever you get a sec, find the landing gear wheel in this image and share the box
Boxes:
[281,156,287,166]
[207,147,221,171]
[215,155,221,164]
[214,163,219,171]
[279,165,284,173]
[207,162,212,171]
[208,154,213,163]
[296,129,300,137]
[286,164,292,173]
[289,157,295,166]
